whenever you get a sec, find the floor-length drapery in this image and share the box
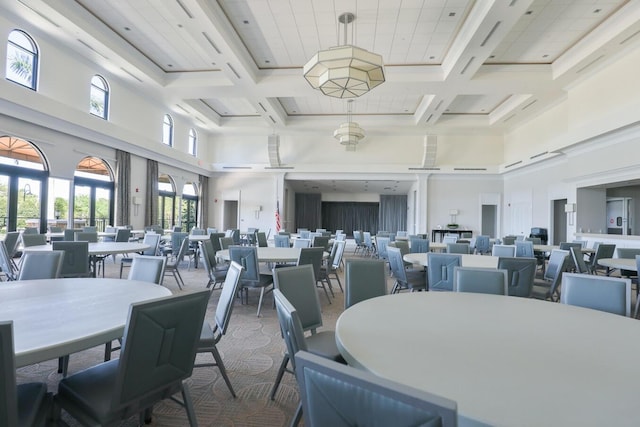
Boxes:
[115,149,130,226]
[145,159,158,226]
[379,195,407,233]
[295,193,321,231]
[198,174,209,229]
[321,202,379,236]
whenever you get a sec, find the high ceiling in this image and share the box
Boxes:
[5,0,640,192]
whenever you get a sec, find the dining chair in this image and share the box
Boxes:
[256,231,269,247]
[4,231,20,260]
[344,258,387,308]
[453,267,508,295]
[570,246,591,274]
[497,256,537,297]
[293,238,311,248]
[295,351,458,427]
[200,239,228,290]
[271,265,344,401]
[427,253,462,292]
[474,235,492,255]
[320,239,346,293]
[209,232,225,254]
[588,243,616,275]
[119,232,161,278]
[52,241,90,278]
[162,236,190,290]
[219,236,234,250]
[560,272,631,317]
[530,249,570,301]
[447,242,470,254]
[0,240,17,281]
[274,234,290,248]
[229,245,274,316]
[21,233,47,247]
[74,231,98,242]
[409,237,430,253]
[127,255,167,284]
[0,321,52,427]
[18,250,65,280]
[491,244,516,257]
[442,235,458,245]
[298,247,333,303]
[312,235,330,252]
[515,240,534,258]
[559,242,584,271]
[53,290,210,427]
[194,261,244,397]
[388,246,427,293]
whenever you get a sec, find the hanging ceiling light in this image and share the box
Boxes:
[303,12,385,98]
[334,99,364,151]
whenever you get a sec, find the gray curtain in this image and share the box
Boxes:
[115,149,130,226]
[295,193,322,231]
[198,174,209,228]
[145,159,158,226]
[379,195,407,233]
[321,202,379,236]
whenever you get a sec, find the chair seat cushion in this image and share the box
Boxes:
[199,322,217,347]
[306,331,345,364]
[241,274,273,289]
[17,382,48,426]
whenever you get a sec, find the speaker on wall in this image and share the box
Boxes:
[421,134,437,167]
[268,134,281,167]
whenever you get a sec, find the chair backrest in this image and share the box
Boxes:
[542,249,571,299]
[172,234,190,264]
[331,240,346,270]
[141,232,161,256]
[229,245,260,283]
[396,231,408,238]
[392,240,410,257]
[0,241,16,281]
[274,234,290,248]
[427,253,461,292]
[299,230,311,240]
[525,237,542,244]
[293,238,311,248]
[171,232,188,254]
[111,290,210,411]
[206,227,218,234]
[75,232,98,243]
[219,236,234,250]
[22,227,38,235]
[209,232,225,253]
[560,273,631,317]
[442,235,458,244]
[312,236,330,251]
[345,259,386,309]
[497,257,536,297]
[453,267,508,295]
[0,321,19,426]
[616,247,640,259]
[82,226,97,232]
[474,236,491,254]
[52,241,90,277]
[273,264,323,332]
[213,261,244,334]
[127,255,167,284]
[115,228,131,242]
[63,229,78,241]
[3,232,20,257]
[297,247,324,281]
[191,228,206,235]
[256,231,268,247]
[559,242,583,270]
[230,229,241,245]
[447,243,469,254]
[273,289,308,371]
[18,250,65,280]
[171,225,182,233]
[491,244,516,257]
[502,236,516,245]
[376,237,390,260]
[295,351,458,427]
[21,233,47,247]
[409,237,429,254]
[570,247,590,274]
[352,230,361,245]
[387,246,408,286]
[515,241,534,258]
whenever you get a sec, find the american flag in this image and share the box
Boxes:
[275,200,281,232]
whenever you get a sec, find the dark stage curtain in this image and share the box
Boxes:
[321,202,379,236]
[379,195,407,233]
[295,193,322,231]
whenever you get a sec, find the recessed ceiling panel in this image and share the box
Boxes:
[201,98,259,117]
[445,94,510,115]
[280,93,423,116]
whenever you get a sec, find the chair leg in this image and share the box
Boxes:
[211,346,236,398]
[634,295,640,319]
[256,287,266,316]
[270,354,289,400]
[317,281,331,304]
[181,382,198,427]
[290,402,303,427]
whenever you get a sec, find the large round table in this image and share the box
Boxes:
[0,278,171,367]
[335,292,640,426]
[217,247,324,263]
[403,252,499,268]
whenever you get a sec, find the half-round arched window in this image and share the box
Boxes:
[6,29,39,90]
[162,114,174,147]
[90,75,109,119]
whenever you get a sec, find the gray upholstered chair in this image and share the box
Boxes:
[163,236,190,290]
[74,231,98,243]
[446,242,470,254]
[209,232,225,254]
[491,244,516,257]
[119,232,161,278]
[321,240,346,293]
[1,321,52,427]
[18,251,64,280]
[229,245,274,316]
[474,235,491,255]
[453,267,508,295]
[0,240,17,281]
[560,273,631,317]
[442,235,458,244]
[21,233,46,247]
[375,236,390,263]
[195,261,244,397]
[293,238,311,248]
[256,231,268,247]
[388,246,427,293]
[361,232,375,256]
[515,240,534,258]
[530,249,570,301]
[588,243,616,275]
[200,239,228,290]
[616,247,640,281]
[127,255,167,284]
[298,247,333,303]
[570,246,591,274]
[427,253,462,292]
[4,231,20,260]
[53,290,210,426]
[219,236,234,250]
[345,259,386,308]
[82,226,97,232]
[497,257,537,297]
[52,241,90,278]
[502,236,516,245]
[559,242,584,271]
[312,235,330,252]
[271,265,344,401]
[294,351,458,427]
[274,234,290,248]
[409,237,430,253]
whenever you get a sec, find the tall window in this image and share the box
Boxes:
[188,128,197,156]
[89,75,109,119]
[158,174,177,229]
[181,182,198,232]
[162,114,174,147]
[6,30,38,90]
[74,157,114,231]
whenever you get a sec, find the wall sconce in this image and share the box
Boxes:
[565,203,576,226]
[449,209,459,226]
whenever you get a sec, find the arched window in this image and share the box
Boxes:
[73,157,114,231]
[0,136,49,233]
[158,174,177,229]
[181,182,198,231]
[162,114,174,147]
[6,29,38,90]
[188,128,197,156]
[89,75,109,119]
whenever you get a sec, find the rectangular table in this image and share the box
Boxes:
[431,229,472,243]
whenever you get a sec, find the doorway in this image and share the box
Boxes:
[607,197,633,235]
[481,205,497,238]
[223,200,238,230]
[552,199,568,245]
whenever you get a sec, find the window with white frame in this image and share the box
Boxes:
[188,128,197,156]
[6,29,38,90]
[89,75,109,119]
[162,114,174,147]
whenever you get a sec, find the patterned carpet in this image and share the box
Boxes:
[16,245,382,426]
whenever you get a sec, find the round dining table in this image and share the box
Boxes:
[403,252,499,268]
[0,278,171,368]
[217,247,325,263]
[336,292,640,426]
